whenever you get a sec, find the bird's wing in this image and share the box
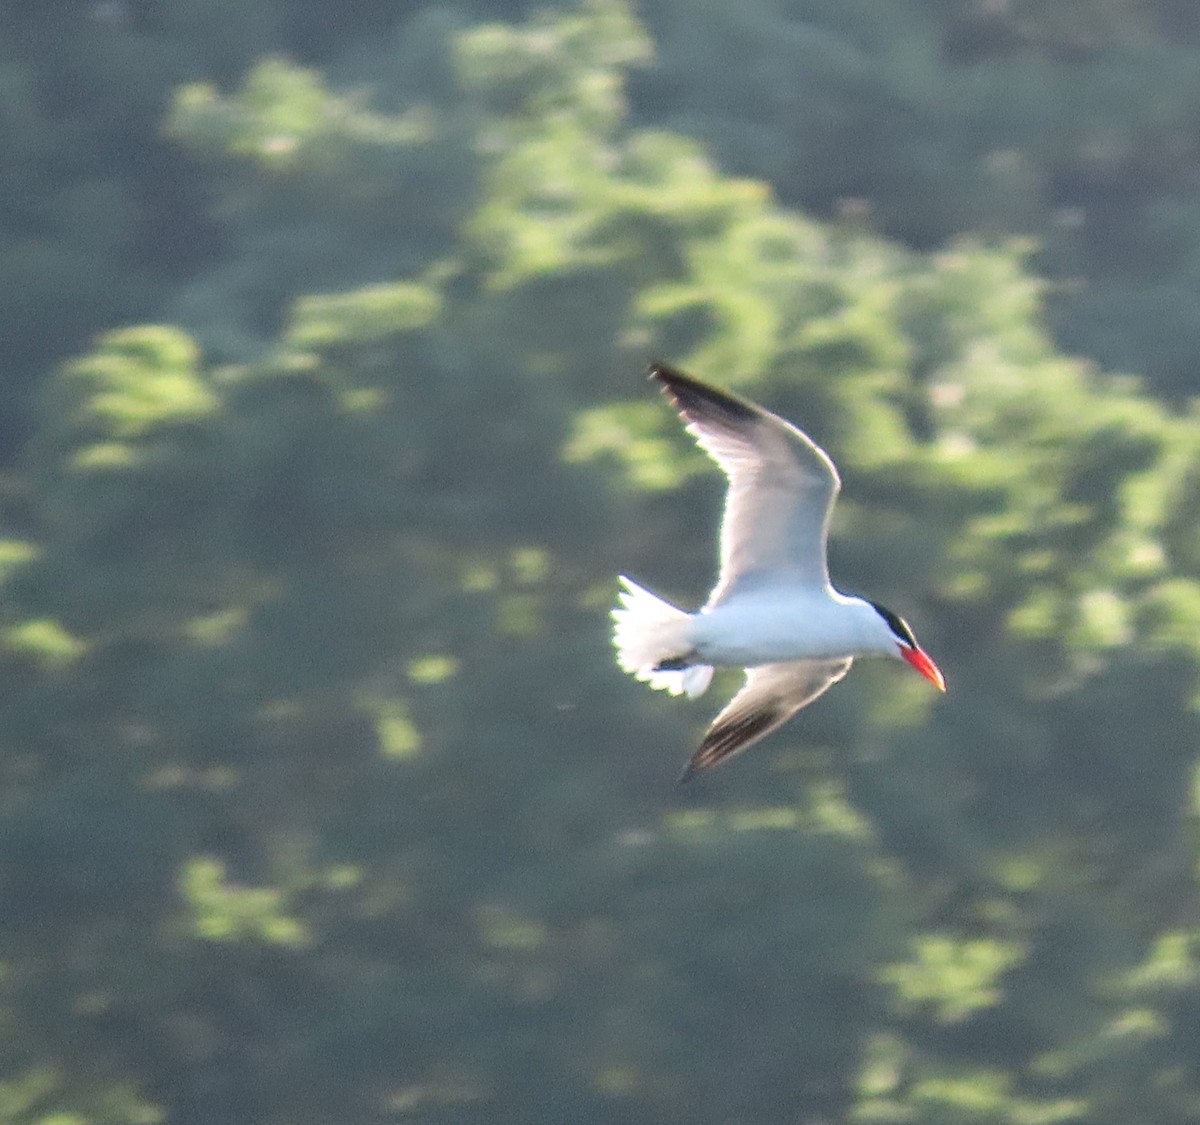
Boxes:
[649,363,840,607]
[680,658,853,780]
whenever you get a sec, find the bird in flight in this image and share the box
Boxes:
[612,363,946,780]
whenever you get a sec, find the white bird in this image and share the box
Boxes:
[612,363,946,780]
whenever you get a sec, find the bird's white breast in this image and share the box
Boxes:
[691,587,884,667]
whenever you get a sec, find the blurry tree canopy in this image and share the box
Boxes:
[5,1,1200,1123]
[11,0,1200,462]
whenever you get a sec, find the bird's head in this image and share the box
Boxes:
[867,600,946,692]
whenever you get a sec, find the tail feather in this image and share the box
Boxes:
[611,576,713,698]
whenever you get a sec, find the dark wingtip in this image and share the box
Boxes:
[676,760,699,785]
[646,361,708,395]
[647,361,693,392]
[679,709,781,783]
[646,362,760,424]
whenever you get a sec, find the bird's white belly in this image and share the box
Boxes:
[691,594,862,666]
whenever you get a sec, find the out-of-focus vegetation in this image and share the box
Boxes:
[6,0,1200,1121]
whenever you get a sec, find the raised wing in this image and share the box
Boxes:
[680,658,853,780]
[649,363,840,606]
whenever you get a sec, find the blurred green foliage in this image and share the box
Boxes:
[5,0,1200,1122]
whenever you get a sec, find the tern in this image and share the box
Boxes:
[612,363,946,780]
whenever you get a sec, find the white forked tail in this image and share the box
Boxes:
[611,576,713,698]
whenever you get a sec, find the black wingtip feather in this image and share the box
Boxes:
[677,708,782,781]
[647,362,761,424]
